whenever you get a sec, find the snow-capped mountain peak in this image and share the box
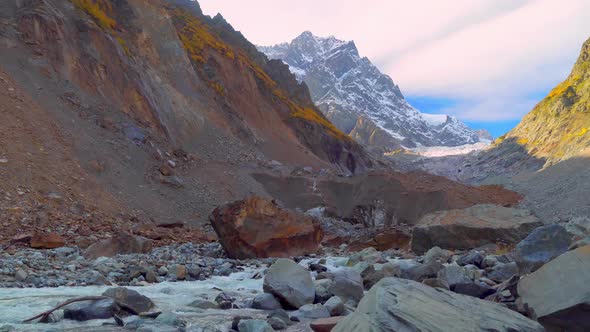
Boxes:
[259,32,489,149]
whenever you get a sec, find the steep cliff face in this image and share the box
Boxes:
[502,37,590,163]
[260,32,486,149]
[0,0,372,239]
[3,0,370,171]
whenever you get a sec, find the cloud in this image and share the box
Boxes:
[197,0,590,122]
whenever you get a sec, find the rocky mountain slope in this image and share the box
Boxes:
[0,0,515,247]
[499,36,590,164]
[260,32,487,149]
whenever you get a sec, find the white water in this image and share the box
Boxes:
[0,268,264,331]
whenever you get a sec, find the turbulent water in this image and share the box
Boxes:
[0,257,356,331]
[0,268,263,331]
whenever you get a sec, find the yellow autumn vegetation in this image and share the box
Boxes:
[71,0,116,30]
[172,8,350,142]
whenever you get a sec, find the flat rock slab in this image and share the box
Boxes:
[411,204,542,254]
[518,245,590,331]
[332,277,544,332]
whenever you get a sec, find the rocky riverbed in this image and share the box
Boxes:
[1,233,587,332]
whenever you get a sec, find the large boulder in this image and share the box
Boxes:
[263,259,315,309]
[328,268,364,303]
[411,205,542,254]
[63,299,118,321]
[518,245,590,331]
[102,287,155,315]
[210,197,323,259]
[514,224,571,274]
[84,233,153,259]
[332,278,544,332]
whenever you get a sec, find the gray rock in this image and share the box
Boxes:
[453,281,496,299]
[238,319,274,332]
[187,298,219,309]
[487,262,518,283]
[102,287,155,315]
[252,293,282,310]
[347,248,382,266]
[360,263,400,290]
[514,224,571,274]
[267,309,291,326]
[412,205,543,254]
[328,268,364,303]
[263,259,314,309]
[456,251,484,267]
[267,316,287,330]
[155,312,187,327]
[332,277,544,332]
[481,255,499,268]
[14,269,27,282]
[292,304,331,319]
[314,279,333,303]
[518,245,590,332]
[63,299,118,321]
[437,263,472,287]
[324,296,344,316]
[423,246,452,264]
[401,261,443,282]
[422,278,450,290]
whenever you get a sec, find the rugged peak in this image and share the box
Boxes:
[260,32,483,148]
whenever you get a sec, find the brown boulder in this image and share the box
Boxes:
[30,232,65,249]
[210,196,323,259]
[84,233,153,259]
[310,316,345,332]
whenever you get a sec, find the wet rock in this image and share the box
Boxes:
[518,245,590,331]
[238,319,274,332]
[310,263,328,273]
[232,316,253,331]
[187,298,219,309]
[314,279,333,303]
[253,293,282,310]
[411,205,542,254]
[102,287,155,315]
[39,310,64,323]
[210,197,323,259]
[481,255,499,268]
[332,278,544,332]
[400,261,443,282]
[145,270,159,283]
[170,264,187,280]
[84,234,153,259]
[328,268,364,303]
[63,299,118,321]
[292,304,331,319]
[324,296,344,316]
[487,262,518,283]
[263,259,315,309]
[514,224,571,274]
[310,316,344,332]
[154,312,187,327]
[30,232,65,249]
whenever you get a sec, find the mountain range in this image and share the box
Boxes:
[259,32,491,150]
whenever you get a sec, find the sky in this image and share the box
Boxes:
[198,0,590,137]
